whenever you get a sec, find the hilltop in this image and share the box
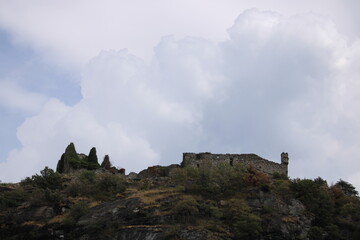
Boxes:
[0,143,359,240]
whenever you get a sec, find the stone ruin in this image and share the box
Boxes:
[100,154,125,175]
[181,152,289,176]
[56,143,288,178]
[56,143,125,175]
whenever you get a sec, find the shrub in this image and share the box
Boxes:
[21,167,63,190]
[272,172,289,180]
[243,166,270,186]
[79,170,96,183]
[69,201,89,221]
[200,200,222,219]
[309,226,325,240]
[223,197,262,239]
[335,179,358,196]
[290,178,334,227]
[170,163,246,199]
[96,173,126,198]
[171,196,199,223]
[0,188,27,209]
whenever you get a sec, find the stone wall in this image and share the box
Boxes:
[182,152,288,176]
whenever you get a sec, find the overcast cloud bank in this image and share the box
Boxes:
[1,9,360,190]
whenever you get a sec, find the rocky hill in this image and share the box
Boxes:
[0,144,359,240]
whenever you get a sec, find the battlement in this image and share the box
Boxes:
[182,152,289,176]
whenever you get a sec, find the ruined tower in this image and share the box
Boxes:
[281,152,289,165]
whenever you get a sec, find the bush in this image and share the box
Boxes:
[69,201,89,221]
[272,172,289,180]
[223,198,262,239]
[335,179,358,196]
[79,170,96,183]
[170,163,246,199]
[290,178,334,227]
[243,166,271,186]
[0,188,27,209]
[96,173,126,199]
[64,171,127,200]
[309,226,325,240]
[171,196,199,223]
[200,200,222,219]
[21,167,63,191]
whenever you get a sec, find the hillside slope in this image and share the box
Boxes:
[1,161,359,239]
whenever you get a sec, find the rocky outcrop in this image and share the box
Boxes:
[247,191,312,239]
[87,147,100,170]
[56,143,78,173]
[56,143,100,173]
[100,155,111,170]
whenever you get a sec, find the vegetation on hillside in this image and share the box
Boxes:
[0,162,359,240]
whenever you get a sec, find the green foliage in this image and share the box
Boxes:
[308,226,326,240]
[21,166,63,191]
[57,143,101,172]
[69,201,89,221]
[200,200,222,218]
[171,196,199,223]
[97,173,126,195]
[139,179,152,190]
[335,179,358,196]
[79,170,96,183]
[272,172,289,180]
[64,142,87,170]
[0,188,27,209]
[171,163,246,199]
[223,198,262,239]
[271,179,292,200]
[66,171,126,200]
[290,177,334,227]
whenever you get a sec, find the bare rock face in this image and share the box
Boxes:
[101,155,112,170]
[56,143,78,173]
[87,147,100,170]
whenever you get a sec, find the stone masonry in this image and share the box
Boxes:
[181,152,289,176]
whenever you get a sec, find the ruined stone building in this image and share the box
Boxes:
[181,152,289,176]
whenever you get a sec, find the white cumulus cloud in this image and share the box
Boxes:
[1,9,360,191]
[0,80,48,113]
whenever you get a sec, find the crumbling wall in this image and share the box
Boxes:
[182,152,288,176]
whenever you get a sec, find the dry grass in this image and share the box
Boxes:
[281,216,299,223]
[88,201,101,208]
[130,188,180,207]
[22,221,45,227]
[47,213,69,224]
[68,196,90,203]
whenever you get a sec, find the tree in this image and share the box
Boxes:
[290,178,334,227]
[335,179,358,196]
[223,198,262,239]
[22,167,63,190]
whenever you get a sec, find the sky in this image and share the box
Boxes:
[0,0,360,191]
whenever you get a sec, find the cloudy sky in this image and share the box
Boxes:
[1,0,360,190]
